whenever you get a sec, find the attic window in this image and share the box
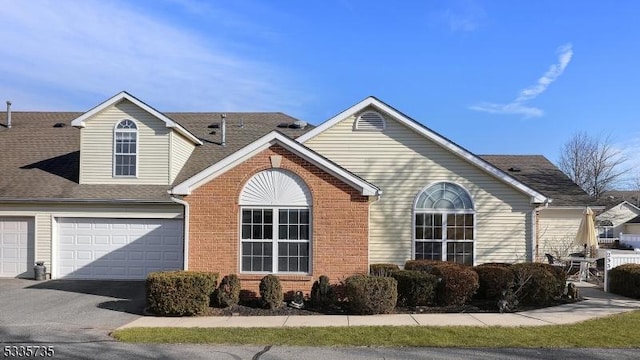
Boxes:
[355,111,385,131]
[113,119,138,177]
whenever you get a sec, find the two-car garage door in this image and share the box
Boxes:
[57,218,183,280]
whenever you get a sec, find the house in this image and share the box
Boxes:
[0,92,591,294]
[594,191,640,242]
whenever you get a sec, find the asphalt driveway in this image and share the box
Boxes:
[0,278,145,343]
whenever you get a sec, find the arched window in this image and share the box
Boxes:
[113,119,138,176]
[414,182,475,265]
[239,169,312,274]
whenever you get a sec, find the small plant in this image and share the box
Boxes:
[310,275,336,309]
[344,274,397,314]
[213,274,241,308]
[259,274,284,309]
[391,270,438,306]
[369,263,400,277]
[146,271,218,316]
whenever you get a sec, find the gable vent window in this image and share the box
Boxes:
[355,111,385,131]
[113,119,138,177]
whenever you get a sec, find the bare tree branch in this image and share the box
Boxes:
[558,132,628,199]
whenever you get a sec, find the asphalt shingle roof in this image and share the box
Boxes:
[478,155,591,206]
[0,111,310,202]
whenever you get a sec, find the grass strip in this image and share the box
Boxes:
[112,310,640,348]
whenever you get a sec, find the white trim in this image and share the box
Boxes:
[171,131,380,196]
[71,91,202,145]
[297,97,548,204]
[50,215,58,279]
[170,196,189,271]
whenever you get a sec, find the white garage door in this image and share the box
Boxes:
[0,217,34,278]
[57,218,183,279]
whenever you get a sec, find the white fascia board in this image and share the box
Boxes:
[70,91,202,145]
[171,131,380,196]
[297,97,548,204]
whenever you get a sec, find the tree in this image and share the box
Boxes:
[558,132,628,200]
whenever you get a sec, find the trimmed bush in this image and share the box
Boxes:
[259,274,284,309]
[404,259,446,273]
[310,275,336,309]
[344,274,397,314]
[391,270,438,306]
[510,263,560,306]
[146,271,218,316]
[213,274,241,307]
[473,265,515,300]
[609,264,640,299]
[430,263,479,306]
[370,263,400,277]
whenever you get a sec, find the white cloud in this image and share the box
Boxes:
[470,43,573,118]
[0,0,303,113]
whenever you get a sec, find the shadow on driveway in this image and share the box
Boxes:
[27,280,146,315]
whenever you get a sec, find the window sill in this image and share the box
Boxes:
[238,274,313,282]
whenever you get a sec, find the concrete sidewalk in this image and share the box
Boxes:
[118,283,640,329]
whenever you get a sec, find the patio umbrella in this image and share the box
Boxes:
[575,207,598,257]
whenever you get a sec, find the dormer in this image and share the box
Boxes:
[71,92,202,185]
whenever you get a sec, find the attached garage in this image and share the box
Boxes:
[56,218,183,279]
[0,217,35,278]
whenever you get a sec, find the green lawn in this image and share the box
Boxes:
[112,310,640,348]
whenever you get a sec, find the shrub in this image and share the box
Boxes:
[404,259,446,273]
[146,271,218,316]
[344,274,397,314]
[370,263,400,277]
[473,265,515,300]
[213,274,241,308]
[259,274,284,309]
[310,275,336,309]
[430,263,479,306]
[391,270,438,306]
[510,263,560,306]
[609,264,640,299]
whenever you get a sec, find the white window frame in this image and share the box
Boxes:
[113,119,139,177]
[412,182,476,266]
[239,206,312,275]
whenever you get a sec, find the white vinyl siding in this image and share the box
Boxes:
[538,208,584,260]
[170,132,196,183]
[0,203,182,276]
[79,100,170,184]
[304,109,534,265]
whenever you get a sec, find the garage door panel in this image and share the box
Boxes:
[57,218,183,280]
[0,217,35,278]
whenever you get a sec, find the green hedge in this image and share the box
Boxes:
[391,270,438,306]
[213,274,241,308]
[430,263,479,306]
[259,274,284,309]
[146,271,218,316]
[369,263,400,277]
[344,274,397,314]
[473,265,515,300]
[609,264,640,299]
[510,263,560,306]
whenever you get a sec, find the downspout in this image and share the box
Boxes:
[171,195,190,271]
[531,199,550,262]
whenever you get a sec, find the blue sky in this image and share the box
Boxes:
[1,1,639,186]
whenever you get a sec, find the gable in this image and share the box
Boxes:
[299,97,547,204]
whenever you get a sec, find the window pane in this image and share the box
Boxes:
[241,225,251,239]
[278,244,287,256]
[252,256,262,271]
[242,210,251,223]
[300,243,309,256]
[279,209,288,224]
[289,243,299,256]
[252,225,262,239]
[300,225,309,240]
[242,242,251,255]
[264,242,272,256]
[253,210,262,223]
[300,259,309,273]
[264,210,273,223]
[416,214,424,226]
[279,225,287,240]
[278,257,287,271]
[289,210,298,224]
[242,257,251,272]
[416,227,424,239]
[415,241,442,260]
[434,227,442,239]
[289,257,298,271]
[300,210,309,223]
[289,225,298,240]
[264,225,273,239]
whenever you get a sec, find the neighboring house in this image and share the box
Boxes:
[594,192,640,241]
[0,92,591,294]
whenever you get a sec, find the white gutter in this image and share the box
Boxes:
[531,200,551,262]
[171,196,190,271]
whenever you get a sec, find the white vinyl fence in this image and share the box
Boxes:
[620,234,640,250]
[604,250,640,292]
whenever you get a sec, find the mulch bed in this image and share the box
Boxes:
[203,297,581,317]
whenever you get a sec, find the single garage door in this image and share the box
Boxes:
[57,218,183,279]
[0,217,34,278]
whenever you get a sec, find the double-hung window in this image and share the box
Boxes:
[414,182,475,265]
[239,169,312,274]
[114,119,137,177]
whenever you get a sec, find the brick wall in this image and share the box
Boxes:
[185,144,370,296]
